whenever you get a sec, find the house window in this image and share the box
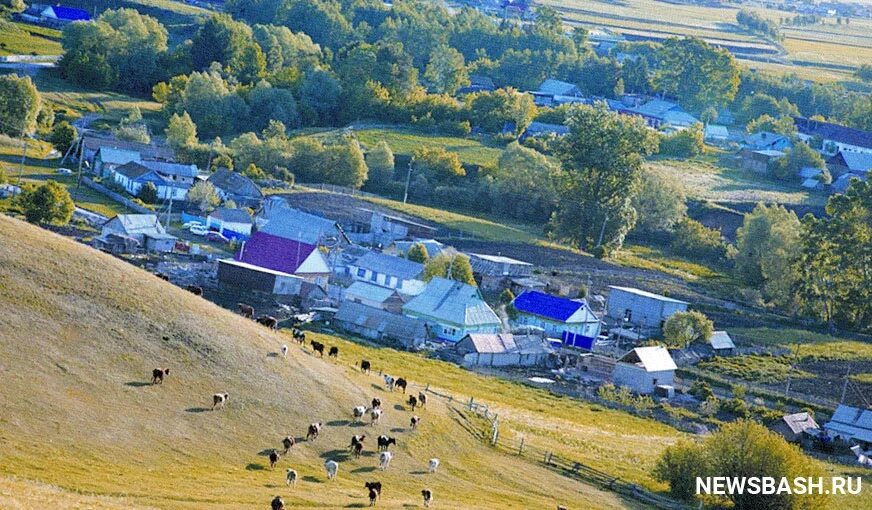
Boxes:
[370,271,378,282]
[652,378,659,386]
[624,309,632,321]
[357,268,366,278]
[387,276,397,288]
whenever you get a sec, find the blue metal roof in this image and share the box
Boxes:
[51,6,90,21]
[512,291,583,322]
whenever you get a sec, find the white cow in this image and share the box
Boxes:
[281,344,288,357]
[352,405,368,422]
[384,375,395,391]
[324,460,339,480]
[378,451,393,471]
[370,408,383,426]
[428,458,440,473]
[285,468,297,487]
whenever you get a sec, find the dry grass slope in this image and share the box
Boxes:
[0,215,638,509]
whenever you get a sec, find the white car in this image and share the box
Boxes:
[57,168,73,175]
[189,224,208,236]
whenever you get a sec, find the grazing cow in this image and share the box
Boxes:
[360,360,371,373]
[353,406,368,422]
[212,392,229,410]
[353,441,364,458]
[281,436,295,454]
[237,303,254,319]
[384,375,395,391]
[368,486,379,506]
[292,329,305,344]
[395,378,407,394]
[428,458,440,473]
[350,434,366,451]
[311,341,324,357]
[410,415,420,430]
[307,422,322,441]
[378,451,393,470]
[324,460,339,480]
[151,368,169,385]
[257,315,279,330]
[280,344,288,357]
[371,398,382,410]
[422,489,433,508]
[377,435,396,451]
[408,395,418,409]
[370,408,382,426]
[186,285,203,296]
[418,392,427,408]
[557,506,568,510]
[155,272,170,281]
[364,481,382,497]
[285,468,297,487]
[271,495,285,510]
[328,346,339,358]
[269,450,280,469]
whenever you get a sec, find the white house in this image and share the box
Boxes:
[612,346,677,394]
[402,277,501,342]
[346,251,425,296]
[207,207,253,238]
[97,214,176,253]
[112,162,189,200]
[511,291,601,349]
[343,281,405,313]
[795,116,872,156]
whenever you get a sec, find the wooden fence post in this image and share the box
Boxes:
[468,397,474,410]
[518,437,525,456]
[491,418,499,446]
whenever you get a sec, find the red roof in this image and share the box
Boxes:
[236,232,316,275]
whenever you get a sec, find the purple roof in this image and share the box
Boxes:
[512,291,583,322]
[236,232,316,275]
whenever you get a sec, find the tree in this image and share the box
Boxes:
[656,421,829,509]
[247,81,299,132]
[406,242,429,263]
[631,171,687,234]
[165,112,199,150]
[242,163,267,180]
[190,14,265,82]
[449,254,476,286]
[423,253,476,286]
[671,217,733,262]
[138,182,158,203]
[549,104,659,251]
[322,137,368,188]
[662,310,713,348]
[365,141,395,188]
[658,124,704,158]
[746,114,796,136]
[49,121,78,155]
[413,147,465,183]
[187,180,220,212]
[466,88,536,134]
[423,44,469,95]
[499,288,515,304]
[771,142,827,182]
[17,181,75,225]
[1,0,26,10]
[490,142,557,222]
[653,37,740,110]
[699,107,718,125]
[735,203,801,307]
[0,74,41,137]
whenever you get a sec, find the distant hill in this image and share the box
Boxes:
[0,215,630,509]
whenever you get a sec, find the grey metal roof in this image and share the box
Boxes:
[114,161,154,180]
[837,151,872,172]
[113,214,166,235]
[209,207,252,224]
[260,207,341,244]
[344,281,399,304]
[468,253,532,266]
[537,79,579,96]
[335,301,427,339]
[709,331,736,350]
[352,251,424,280]
[403,277,500,327]
[208,167,263,198]
[98,147,141,165]
[825,405,872,443]
[608,286,688,305]
[391,239,446,258]
[461,333,548,354]
[140,160,199,178]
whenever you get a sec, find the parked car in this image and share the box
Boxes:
[182,221,203,230]
[57,168,73,175]
[189,224,208,236]
[205,231,229,243]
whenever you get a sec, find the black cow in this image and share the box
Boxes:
[269,450,280,469]
[185,285,203,296]
[408,395,418,409]
[328,346,339,358]
[371,397,381,410]
[395,377,407,394]
[151,368,169,384]
[271,496,285,510]
[311,341,325,357]
[377,435,396,451]
[257,315,278,330]
[361,360,371,373]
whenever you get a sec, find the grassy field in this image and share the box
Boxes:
[350,125,505,167]
[729,328,872,362]
[0,21,62,57]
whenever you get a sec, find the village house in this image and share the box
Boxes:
[345,251,425,295]
[342,281,406,313]
[704,124,730,144]
[825,405,872,447]
[217,259,327,302]
[208,168,264,208]
[95,148,141,178]
[771,412,820,443]
[385,239,448,259]
[740,149,785,173]
[612,346,677,394]
[454,333,553,368]
[257,202,349,245]
[795,116,872,156]
[518,121,570,142]
[511,291,601,349]
[531,79,583,106]
[467,253,533,291]
[23,4,90,27]
[832,172,866,194]
[235,232,330,286]
[139,160,198,187]
[606,286,688,331]
[334,300,428,349]
[402,277,501,342]
[624,99,699,130]
[206,208,253,239]
[111,162,189,200]
[82,136,174,169]
[827,151,872,177]
[741,131,792,152]
[456,75,496,95]
[95,214,176,253]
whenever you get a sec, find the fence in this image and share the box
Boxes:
[81,177,152,214]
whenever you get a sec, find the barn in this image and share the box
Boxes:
[454,333,552,368]
[606,286,688,330]
[612,346,677,394]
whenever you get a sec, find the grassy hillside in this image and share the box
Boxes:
[0,21,62,56]
[0,214,643,509]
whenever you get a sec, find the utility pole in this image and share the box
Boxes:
[596,212,609,247]
[841,366,851,404]
[16,137,28,185]
[74,135,85,200]
[166,184,174,228]
[403,159,413,204]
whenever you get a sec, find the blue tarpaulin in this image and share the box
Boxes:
[562,331,594,350]
[181,212,206,225]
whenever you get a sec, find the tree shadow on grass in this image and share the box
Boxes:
[320,449,350,460]
[351,466,376,474]
[246,463,266,471]
[393,404,405,411]
[371,383,386,392]
[390,428,406,433]
[266,352,279,358]
[327,420,350,427]
[345,504,367,508]
[185,407,210,413]
[350,422,367,428]
[302,475,322,483]
[257,449,276,457]
[124,381,152,387]
[409,470,428,475]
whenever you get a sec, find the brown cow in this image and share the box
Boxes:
[281,436,295,455]
[257,315,278,330]
[311,341,325,357]
[185,285,203,296]
[237,303,254,319]
[418,392,427,408]
[151,368,169,385]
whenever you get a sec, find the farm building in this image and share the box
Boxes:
[704,124,729,144]
[97,214,176,253]
[217,259,326,301]
[94,148,141,178]
[771,412,819,443]
[625,99,699,130]
[795,117,872,156]
[235,232,330,286]
[740,149,785,173]
[456,75,495,95]
[741,131,792,152]
[111,162,189,200]
[345,251,425,295]
[612,346,677,395]
[454,333,553,368]
[531,79,582,106]
[140,160,198,187]
[403,277,501,342]
[825,405,872,446]
[208,168,264,208]
[606,286,688,330]
[257,201,348,245]
[343,281,405,313]
[334,301,428,349]
[207,208,253,239]
[467,253,533,290]
[827,151,872,176]
[365,209,437,246]
[511,291,601,349]
[708,331,736,355]
[386,239,448,259]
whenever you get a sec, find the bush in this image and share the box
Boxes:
[138,182,158,203]
[671,217,733,262]
[17,180,74,225]
[689,380,714,400]
[499,288,515,304]
[658,125,704,157]
[721,397,750,418]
